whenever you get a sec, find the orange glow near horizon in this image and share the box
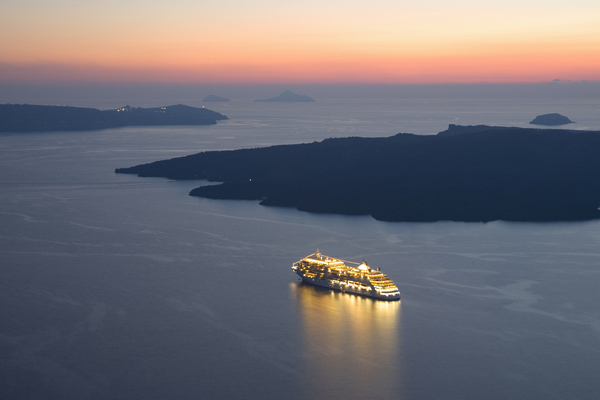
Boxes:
[1,0,599,85]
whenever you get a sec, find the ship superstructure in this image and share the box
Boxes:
[292,250,400,300]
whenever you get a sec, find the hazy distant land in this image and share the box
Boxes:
[116,124,600,223]
[529,113,574,126]
[203,95,231,102]
[0,104,227,132]
[254,90,315,102]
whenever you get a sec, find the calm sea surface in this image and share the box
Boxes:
[2,98,600,399]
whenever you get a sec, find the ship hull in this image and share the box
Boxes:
[296,271,400,301]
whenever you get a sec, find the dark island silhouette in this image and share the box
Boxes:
[115,125,600,223]
[254,90,315,102]
[0,104,227,132]
[530,113,573,126]
[203,95,231,102]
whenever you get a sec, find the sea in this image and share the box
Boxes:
[2,97,600,400]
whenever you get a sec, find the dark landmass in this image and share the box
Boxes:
[254,90,315,102]
[115,125,600,223]
[437,124,517,136]
[203,95,231,102]
[530,113,573,126]
[0,104,227,132]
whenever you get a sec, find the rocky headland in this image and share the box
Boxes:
[115,125,600,223]
[0,104,227,132]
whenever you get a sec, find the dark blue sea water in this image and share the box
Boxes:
[2,98,600,399]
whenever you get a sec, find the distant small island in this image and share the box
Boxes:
[116,125,600,223]
[255,90,315,102]
[0,104,227,132]
[203,95,231,102]
[530,113,573,126]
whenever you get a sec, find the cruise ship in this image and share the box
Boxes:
[292,250,401,300]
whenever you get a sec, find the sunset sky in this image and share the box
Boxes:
[2,0,599,84]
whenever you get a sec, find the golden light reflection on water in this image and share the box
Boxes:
[290,282,402,399]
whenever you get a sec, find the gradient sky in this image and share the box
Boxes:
[2,0,599,84]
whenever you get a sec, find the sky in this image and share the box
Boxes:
[1,0,600,85]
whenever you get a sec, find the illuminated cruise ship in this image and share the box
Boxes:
[292,250,401,300]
